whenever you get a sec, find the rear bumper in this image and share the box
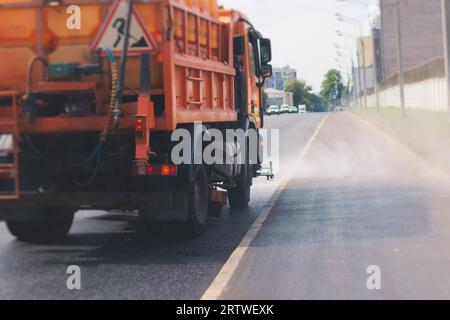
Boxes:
[0,189,189,222]
[0,191,170,208]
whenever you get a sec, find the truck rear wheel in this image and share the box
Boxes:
[183,164,209,236]
[228,164,252,210]
[6,208,75,243]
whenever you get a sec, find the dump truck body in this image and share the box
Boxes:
[0,0,260,131]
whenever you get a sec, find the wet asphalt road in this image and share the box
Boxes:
[0,112,326,299]
[4,111,449,300]
[220,112,450,300]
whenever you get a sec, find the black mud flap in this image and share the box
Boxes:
[138,184,190,223]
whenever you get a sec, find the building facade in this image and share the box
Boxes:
[264,65,298,90]
[379,0,443,81]
[354,35,376,93]
[264,88,294,107]
[353,65,375,94]
[357,35,374,67]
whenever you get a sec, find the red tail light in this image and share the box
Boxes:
[135,116,146,137]
[134,164,177,177]
[161,164,177,176]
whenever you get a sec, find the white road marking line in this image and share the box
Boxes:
[298,113,330,161]
[201,113,330,300]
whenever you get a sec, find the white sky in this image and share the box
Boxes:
[219,0,377,91]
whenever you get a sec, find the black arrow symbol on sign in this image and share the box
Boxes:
[112,17,149,48]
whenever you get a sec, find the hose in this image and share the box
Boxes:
[70,46,117,187]
[72,143,103,188]
[23,56,49,122]
[26,56,48,94]
[98,46,119,143]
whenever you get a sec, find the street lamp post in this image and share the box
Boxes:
[335,33,361,107]
[395,0,406,118]
[441,0,450,121]
[336,60,352,107]
[352,60,358,107]
[334,43,358,106]
[372,28,381,112]
[356,51,364,107]
[336,14,368,108]
[336,0,381,110]
[337,53,361,108]
[359,37,368,108]
[335,55,355,107]
[337,0,369,7]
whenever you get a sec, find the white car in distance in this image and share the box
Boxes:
[298,105,307,114]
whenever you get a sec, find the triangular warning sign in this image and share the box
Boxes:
[92,0,159,56]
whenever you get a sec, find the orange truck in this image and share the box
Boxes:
[0,0,273,242]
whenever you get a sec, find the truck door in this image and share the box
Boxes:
[246,32,263,128]
[234,28,272,129]
[247,31,272,128]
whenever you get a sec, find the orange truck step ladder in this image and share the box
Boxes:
[0,91,20,200]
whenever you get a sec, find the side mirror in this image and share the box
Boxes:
[261,64,272,78]
[259,38,272,65]
[257,64,272,88]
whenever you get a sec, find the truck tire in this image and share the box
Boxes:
[228,163,252,210]
[6,208,75,243]
[229,129,254,210]
[183,164,209,236]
